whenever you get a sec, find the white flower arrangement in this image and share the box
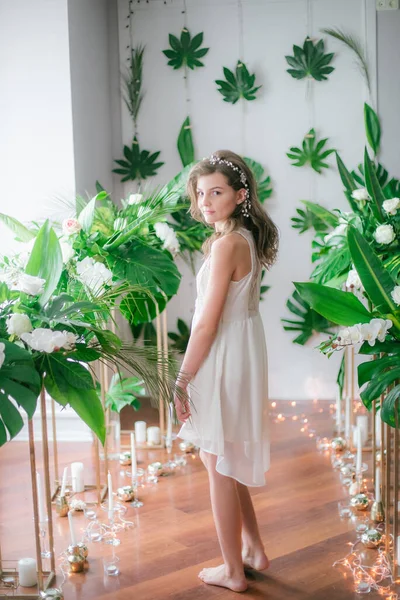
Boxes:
[76,256,113,295]
[351,188,370,202]
[374,224,395,245]
[154,222,180,254]
[13,273,46,296]
[382,198,400,216]
[345,268,364,292]
[335,318,393,349]
[20,328,78,353]
[6,313,33,337]
[324,223,348,245]
[62,218,82,236]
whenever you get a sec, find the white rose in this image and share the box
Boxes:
[346,269,364,291]
[0,342,5,369]
[62,218,82,236]
[62,331,78,350]
[382,198,400,216]
[60,241,75,263]
[7,313,33,337]
[154,222,180,254]
[14,273,46,295]
[128,193,143,205]
[324,223,348,244]
[21,328,68,353]
[76,256,113,295]
[370,318,393,343]
[374,224,395,245]
[391,285,400,305]
[351,188,370,201]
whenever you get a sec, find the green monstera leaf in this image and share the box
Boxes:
[285,38,335,81]
[216,61,262,104]
[243,157,273,202]
[113,137,164,182]
[282,289,334,345]
[163,29,209,70]
[287,129,335,174]
[168,318,190,354]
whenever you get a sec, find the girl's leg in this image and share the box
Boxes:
[236,482,270,571]
[198,450,247,592]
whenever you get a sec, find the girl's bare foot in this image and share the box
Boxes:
[198,564,248,592]
[242,548,270,571]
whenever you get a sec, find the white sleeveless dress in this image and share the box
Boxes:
[178,227,270,487]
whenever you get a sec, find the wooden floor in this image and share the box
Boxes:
[0,401,396,599]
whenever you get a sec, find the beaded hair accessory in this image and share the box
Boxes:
[208,154,251,217]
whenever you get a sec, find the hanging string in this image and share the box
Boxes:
[306,0,316,203]
[182,0,191,119]
[238,0,246,155]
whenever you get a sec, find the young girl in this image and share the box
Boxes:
[175,150,279,593]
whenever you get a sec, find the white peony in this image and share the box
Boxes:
[76,256,113,295]
[382,197,400,216]
[62,218,82,236]
[0,342,5,369]
[128,193,143,205]
[351,188,370,202]
[154,222,180,254]
[324,223,348,244]
[21,328,69,353]
[7,313,33,337]
[346,268,364,291]
[14,273,45,296]
[374,224,395,245]
[391,285,400,305]
[60,240,75,263]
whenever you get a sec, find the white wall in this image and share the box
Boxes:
[116,0,377,400]
[0,0,75,252]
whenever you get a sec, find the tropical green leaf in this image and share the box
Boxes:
[364,103,381,156]
[361,368,400,407]
[358,355,399,388]
[0,213,36,242]
[359,340,400,355]
[322,28,371,93]
[0,340,41,445]
[347,225,397,314]
[113,137,164,182]
[287,129,335,173]
[311,245,352,284]
[168,318,190,353]
[285,38,335,81]
[162,29,209,70]
[380,384,400,428]
[25,221,63,307]
[302,201,339,227]
[352,162,389,190]
[177,116,195,167]
[215,61,262,104]
[291,207,330,234]
[282,289,334,345]
[335,152,357,193]
[294,282,372,326]
[78,191,108,234]
[243,157,273,202]
[364,148,385,222]
[104,373,144,413]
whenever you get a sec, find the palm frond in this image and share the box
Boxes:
[321,27,371,94]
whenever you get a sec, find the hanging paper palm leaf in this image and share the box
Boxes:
[215,61,262,104]
[287,128,335,173]
[322,28,371,94]
[243,157,272,202]
[285,38,335,81]
[122,45,145,126]
[281,289,334,345]
[168,318,191,354]
[177,116,195,167]
[163,29,209,70]
[113,137,164,182]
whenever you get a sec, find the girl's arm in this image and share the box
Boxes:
[174,235,237,421]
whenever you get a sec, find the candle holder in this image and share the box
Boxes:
[103,554,120,577]
[179,441,195,454]
[55,496,69,518]
[117,485,135,502]
[119,452,131,466]
[100,505,124,545]
[39,588,64,599]
[163,435,177,470]
[130,468,145,508]
[371,500,385,523]
[350,493,369,511]
[39,520,51,560]
[67,552,85,573]
[67,543,88,560]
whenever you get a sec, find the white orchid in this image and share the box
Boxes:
[62,331,78,350]
[7,313,33,337]
[13,273,45,296]
[324,223,348,245]
[76,256,113,295]
[370,318,393,342]
[335,318,392,349]
[21,328,69,353]
[382,198,400,216]
[374,224,395,245]
[128,193,143,205]
[359,321,382,347]
[391,286,400,306]
[346,268,364,291]
[336,324,363,346]
[154,222,180,254]
[0,342,5,369]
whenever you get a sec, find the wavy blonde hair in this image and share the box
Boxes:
[187,150,279,269]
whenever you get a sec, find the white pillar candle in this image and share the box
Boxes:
[135,420,147,444]
[375,467,381,503]
[36,472,46,523]
[345,395,351,441]
[60,466,68,497]
[18,558,37,587]
[356,426,362,474]
[108,471,113,512]
[68,510,77,546]
[375,411,382,448]
[167,402,173,444]
[335,388,341,434]
[356,415,369,445]
[147,426,161,445]
[71,462,84,493]
[130,432,137,477]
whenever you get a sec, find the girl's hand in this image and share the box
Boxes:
[174,381,191,422]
